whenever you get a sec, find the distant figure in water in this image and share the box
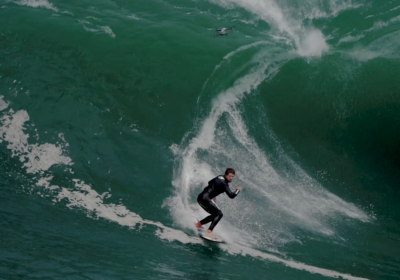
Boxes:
[196,168,243,240]
[214,27,234,37]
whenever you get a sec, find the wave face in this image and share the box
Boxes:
[1,0,400,279]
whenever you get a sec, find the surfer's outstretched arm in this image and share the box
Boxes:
[223,183,241,198]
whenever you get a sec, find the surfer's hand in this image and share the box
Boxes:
[212,197,216,202]
[236,186,243,191]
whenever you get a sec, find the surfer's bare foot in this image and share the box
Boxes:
[205,230,218,240]
[196,221,204,230]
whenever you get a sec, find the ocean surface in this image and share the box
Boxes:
[1,0,400,279]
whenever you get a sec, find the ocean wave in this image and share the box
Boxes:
[15,0,58,12]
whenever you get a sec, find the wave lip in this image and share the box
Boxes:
[15,0,58,11]
[298,28,329,57]
[209,0,332,57]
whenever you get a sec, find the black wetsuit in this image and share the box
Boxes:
[197,175,240,231]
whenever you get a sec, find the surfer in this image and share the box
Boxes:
[214,27,233,37]
[196,168,243,240]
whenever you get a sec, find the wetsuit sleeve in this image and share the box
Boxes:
[224,183,239,199]
[208,179,215,189]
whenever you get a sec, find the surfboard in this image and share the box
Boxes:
[198,229,224,243]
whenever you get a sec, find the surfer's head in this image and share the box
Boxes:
[224,168,235,182]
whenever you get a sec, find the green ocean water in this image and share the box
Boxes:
[1,0,400,279]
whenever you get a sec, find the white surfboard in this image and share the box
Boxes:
[198,229,224,243]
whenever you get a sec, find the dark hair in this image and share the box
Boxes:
[225,168,235,175]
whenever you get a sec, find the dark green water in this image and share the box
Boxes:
[1,0,400,279]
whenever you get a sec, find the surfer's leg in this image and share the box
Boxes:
[199,215,214,225]
[197,194,220,227]
[208,204,223,231]
[200,199,223,230]
[203,201,222,239]
[197,200,215,225]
